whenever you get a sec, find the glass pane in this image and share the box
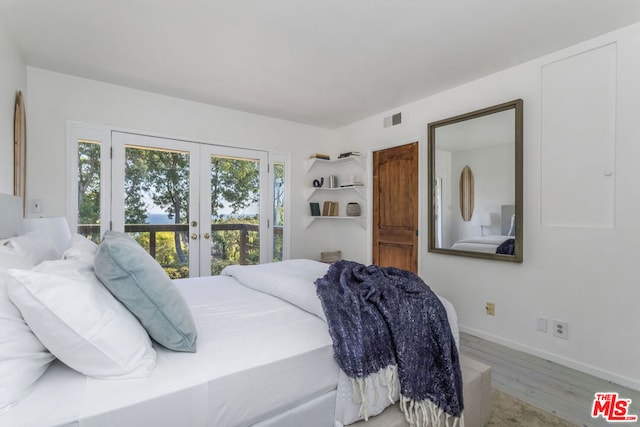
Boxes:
[209,156,260,275]
[125,146,190,279]
[77,140,101,242]
[273,162,285,261]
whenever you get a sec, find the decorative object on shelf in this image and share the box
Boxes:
[321,250,342,263]
[346,202,361,217]
[309,153,330,160]
[309,202,321,216]
[338,151,361,159]
[313,177,324,188]
[328,175,338,188]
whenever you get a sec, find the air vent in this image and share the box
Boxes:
[383,112,402,128]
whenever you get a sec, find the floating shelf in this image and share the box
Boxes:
[304,156,365,172]
[304,216,366,229]
[303,186,366,200]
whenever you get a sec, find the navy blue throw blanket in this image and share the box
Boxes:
[496,238,515,255]
[315,260,463,425]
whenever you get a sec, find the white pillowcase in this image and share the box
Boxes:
[63,233,99,265]
[0,244,35,271]
[0,249,54,414]
[7,259,157,379]
[3,231,58,266]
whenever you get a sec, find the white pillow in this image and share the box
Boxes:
[0,244,35,271]
[7,260,157,379]
[63,234,99,264]
[4,231,58,266]
[0,269,54,414]
[22,217,72,258]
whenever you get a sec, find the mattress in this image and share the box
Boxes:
[2,275,339,427]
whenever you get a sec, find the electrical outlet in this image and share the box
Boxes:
[485,302,495,316]
[553,320,568,339]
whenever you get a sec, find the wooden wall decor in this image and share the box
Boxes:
[14,90,26,211]
[459,165,474,221]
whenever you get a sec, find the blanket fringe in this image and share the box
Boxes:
[349,367,463,426]
[350,365,398,421]
[399,395,464,427]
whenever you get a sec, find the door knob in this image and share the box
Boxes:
[191,233,198,240]
[191,221,198,227]
[203,233,210,239]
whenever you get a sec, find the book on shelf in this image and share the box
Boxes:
[309,202,321,216]
[337,151,361,159]
[309,153,331,160]
[322,201,331,216]
[322,201,339,216]
[340,182,364,188]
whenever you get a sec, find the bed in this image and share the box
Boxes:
[0,193,473,427]
[451,205,516,255]
[450,235,514,254]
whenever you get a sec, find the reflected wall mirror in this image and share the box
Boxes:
[428,99,523,262]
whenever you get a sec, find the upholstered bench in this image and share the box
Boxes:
[352,354,492,427]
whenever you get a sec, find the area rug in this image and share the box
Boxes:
[488,389,577,427]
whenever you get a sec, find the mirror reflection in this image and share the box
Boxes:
[428,99,523,262]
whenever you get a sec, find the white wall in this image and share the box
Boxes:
[25,68,337,261]
[336,23,640,389]
[0,20,26,193]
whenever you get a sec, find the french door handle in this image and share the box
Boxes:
[191,233,198,240]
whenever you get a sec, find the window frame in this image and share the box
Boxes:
[66,122,290,268]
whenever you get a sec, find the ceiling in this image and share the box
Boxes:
[2,1,640,128]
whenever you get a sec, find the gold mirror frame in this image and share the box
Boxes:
[428,99,523,262]
[14,90,26,213]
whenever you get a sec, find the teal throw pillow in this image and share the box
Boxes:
[94,231,197,352]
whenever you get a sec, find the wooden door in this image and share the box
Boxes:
[372,142,419,273]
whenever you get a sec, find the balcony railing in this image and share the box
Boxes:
[77,223,282,265]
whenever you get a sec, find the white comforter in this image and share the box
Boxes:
[221,259,459,426]
[450,235,511,253]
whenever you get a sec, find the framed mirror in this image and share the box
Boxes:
[428,99,523,262]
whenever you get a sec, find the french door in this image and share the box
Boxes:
[111,132,269,278]
[198,144,268,276]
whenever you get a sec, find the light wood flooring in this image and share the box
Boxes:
[460,332,640,427]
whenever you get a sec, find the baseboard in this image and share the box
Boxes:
[459,325,640,392]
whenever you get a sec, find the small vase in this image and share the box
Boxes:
[346,202,361,217]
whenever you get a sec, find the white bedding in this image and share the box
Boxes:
[1,236,460,427]
[450,235,511,253]
[222,260,460,426]
[1,275,339,427]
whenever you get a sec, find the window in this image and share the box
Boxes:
[67,123,288,277]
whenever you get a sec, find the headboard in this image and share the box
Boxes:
[501,204,515,236]
[0,193,24,239]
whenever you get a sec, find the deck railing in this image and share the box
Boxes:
[77,223,282,265]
